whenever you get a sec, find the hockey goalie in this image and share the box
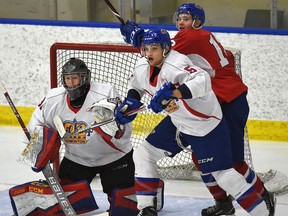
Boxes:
[10,96,164,215]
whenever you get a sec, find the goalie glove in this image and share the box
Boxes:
[115,97,143,125]
[120,20,144,48]
[148,82,177,113]
[91,97,125,139]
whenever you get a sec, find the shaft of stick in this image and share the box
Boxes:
[62,105,146,138]
[103,0,125,25]
[1,82,31,140]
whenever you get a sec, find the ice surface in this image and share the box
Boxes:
[0,126,287,215]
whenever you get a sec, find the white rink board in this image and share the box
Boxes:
[0,24,287,121]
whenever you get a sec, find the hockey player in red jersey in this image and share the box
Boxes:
[116,28,270,216]
[120,3,275,216]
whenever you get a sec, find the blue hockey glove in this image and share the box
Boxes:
[148,82,177,113]
[120,20,144,48]
[115,97,143,125]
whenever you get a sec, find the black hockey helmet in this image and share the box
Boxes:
[62,57,91,101]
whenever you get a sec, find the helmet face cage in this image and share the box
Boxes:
[175,3,205,26]
[62,58,91,101]
[142,29,172,52]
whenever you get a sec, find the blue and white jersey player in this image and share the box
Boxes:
[115,29,269,216]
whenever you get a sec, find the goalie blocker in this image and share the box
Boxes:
[18,125,61,173]
[9,180,98,216]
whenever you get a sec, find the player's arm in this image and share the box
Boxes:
[149,64,210,113]
[22,97,48,144]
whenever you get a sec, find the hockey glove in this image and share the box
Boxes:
[115,97,143,125]
[120,20,144,48]
[148,82,177,113]
[91,98,125,139]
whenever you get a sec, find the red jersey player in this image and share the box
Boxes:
[120,3,275,216]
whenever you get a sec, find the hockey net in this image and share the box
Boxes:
[50,42,288,194]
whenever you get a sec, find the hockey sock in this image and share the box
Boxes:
[233,161,265,196]
[192,153,228,200]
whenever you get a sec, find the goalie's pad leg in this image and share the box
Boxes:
[9,180,98,216]
[110,186,138,216]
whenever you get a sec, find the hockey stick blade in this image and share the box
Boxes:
[53,116,116,139]
[54,105,146,139]
[53,115,67,138]
[103,0,125,25]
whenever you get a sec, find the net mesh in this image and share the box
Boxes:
[49,43,252,180]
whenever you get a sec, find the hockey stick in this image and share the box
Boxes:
[1,82,31,140]
[0,82,77,216]
[103,0,125,25]
[54,105,146,138]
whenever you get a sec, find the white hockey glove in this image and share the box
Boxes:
[91,97,125,139]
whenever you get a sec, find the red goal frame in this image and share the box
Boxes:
[50,42,139,88]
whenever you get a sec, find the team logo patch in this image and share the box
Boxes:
[63,119,90,144]
[165,100,179,113]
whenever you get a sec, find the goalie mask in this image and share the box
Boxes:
[62,57,91,101]
[91,98,125,139]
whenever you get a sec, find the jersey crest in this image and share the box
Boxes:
[63,119,90,144]
[165,100,179,114]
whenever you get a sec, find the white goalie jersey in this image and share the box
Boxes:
[27,82,133,167]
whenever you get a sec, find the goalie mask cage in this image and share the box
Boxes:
[50,42,254,180]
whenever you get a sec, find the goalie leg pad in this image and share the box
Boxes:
[110,186,138,216]
[9,180,98,216]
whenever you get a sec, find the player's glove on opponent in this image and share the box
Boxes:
[120,20,144,48]
[148,82,177,113]
[115,97,143,124]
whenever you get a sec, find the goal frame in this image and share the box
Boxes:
[50,43,139,88]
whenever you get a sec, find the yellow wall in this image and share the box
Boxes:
[1,105,287,142]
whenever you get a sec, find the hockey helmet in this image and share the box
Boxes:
[176,3,205,26]
[142,29,171,51]
[62,57,91,101]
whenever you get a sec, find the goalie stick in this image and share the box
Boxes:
[103,0,125,25]
[1,82,31,140]
[0,82,77,216]
[54,105,146,138]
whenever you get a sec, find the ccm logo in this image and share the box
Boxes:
[198,157,214,164]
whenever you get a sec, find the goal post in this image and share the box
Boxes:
[49,42,252,180]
